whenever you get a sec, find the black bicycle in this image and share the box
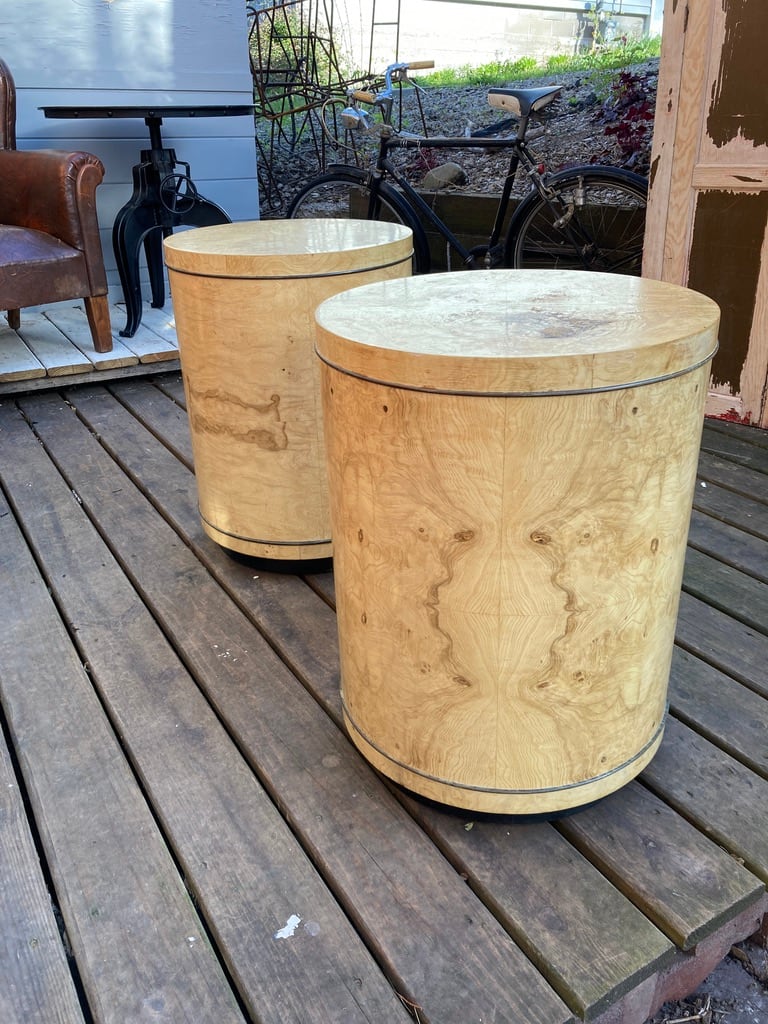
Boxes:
[287,60,648,275]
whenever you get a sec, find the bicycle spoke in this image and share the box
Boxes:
[510,170,647,274]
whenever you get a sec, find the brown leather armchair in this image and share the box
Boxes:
[0,57,112,352]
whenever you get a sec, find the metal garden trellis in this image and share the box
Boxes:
[247,0,386,210]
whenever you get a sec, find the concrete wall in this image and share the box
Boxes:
[1,0,259,298]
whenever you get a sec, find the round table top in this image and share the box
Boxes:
[314,271,720,395]
[163,219,414,278]
[41,104,254,120]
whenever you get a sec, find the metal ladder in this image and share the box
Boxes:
[368,0,401,71]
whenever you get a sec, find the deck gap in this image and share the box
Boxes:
[106,380,195,472]
[0,661,96,1024]
[668,703,768,782]
[679,581,767,638]
[686,537,768,585]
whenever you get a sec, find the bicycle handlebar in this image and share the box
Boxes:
[339,60,435,137]
[382,60,434,96]
[346,61,434,121]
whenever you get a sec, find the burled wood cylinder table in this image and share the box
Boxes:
[315,271,720,814]
[164,219,412,560]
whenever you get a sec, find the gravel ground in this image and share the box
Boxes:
[259,58,658,216]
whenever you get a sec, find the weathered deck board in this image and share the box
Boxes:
[675,594,768,697]
[0,727,86,1024]
[687,509,768,581]
[0,470,246,1024]
[0,375,766,1024]
[642,718,768,882]
[404,802,675,1021]
[0,300,179,393]
[682,547,767,632]
[0,404,409,1024]
[556,782,765,949]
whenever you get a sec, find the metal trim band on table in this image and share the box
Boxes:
[199,511,331,548]
[164,253,414,281]
[315,344,720,398]
[342,699,669,796]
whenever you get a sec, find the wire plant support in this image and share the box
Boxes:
[247,1,415,212]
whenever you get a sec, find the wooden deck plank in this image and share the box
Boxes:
[401,801,674,1022]
[696,451,768,504]
[106,379,344,714]
[642,718,768,884]
[16,312,100,376]
[0,322,45,381]
[124,301,179,345]
[669,647,768,777]
[0,727,86,1024]
[22,386,576,1024]
[700,422,768,467]
[0,301,179,393]
[0,452,247,1024]
[704,419,768,448]
[556,782,765,950]
[110,306,180,364]
[682,546,767,633]
[675,593,768,698]
[41,305,138,370]
[692,478,768,539]
[153,372,188,406]
[687,509,768,582]
[109,378,194,468]
[0,403,409,1024]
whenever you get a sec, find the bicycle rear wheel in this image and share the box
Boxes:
[287,168,430,273]
[506,166,647,274]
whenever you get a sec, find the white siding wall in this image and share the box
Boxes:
[1,0,259,297]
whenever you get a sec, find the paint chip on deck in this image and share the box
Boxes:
[273,913,302,940]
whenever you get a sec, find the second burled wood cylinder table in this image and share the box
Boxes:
[315,270,720,814]
[164,219,412,561]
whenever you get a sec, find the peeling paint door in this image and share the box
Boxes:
[643,0,768,427]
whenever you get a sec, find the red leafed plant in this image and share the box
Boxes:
[593,69,656,173]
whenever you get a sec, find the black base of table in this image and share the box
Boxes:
[113,146,230,338]
[40,104,254,339]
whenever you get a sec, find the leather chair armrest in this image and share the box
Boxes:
[0,147,107,292]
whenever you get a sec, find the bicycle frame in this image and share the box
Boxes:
[333,127,545,268]
[293,65,647,276]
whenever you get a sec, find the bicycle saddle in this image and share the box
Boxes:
[487,86,562,118]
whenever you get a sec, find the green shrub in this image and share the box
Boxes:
[417,37,661,88]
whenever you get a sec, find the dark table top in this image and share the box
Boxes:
[41,105,254,120]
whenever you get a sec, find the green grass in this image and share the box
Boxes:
[415,36,661,87]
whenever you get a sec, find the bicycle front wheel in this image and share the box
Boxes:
[287,168,431,273]
[506,166,647,274]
